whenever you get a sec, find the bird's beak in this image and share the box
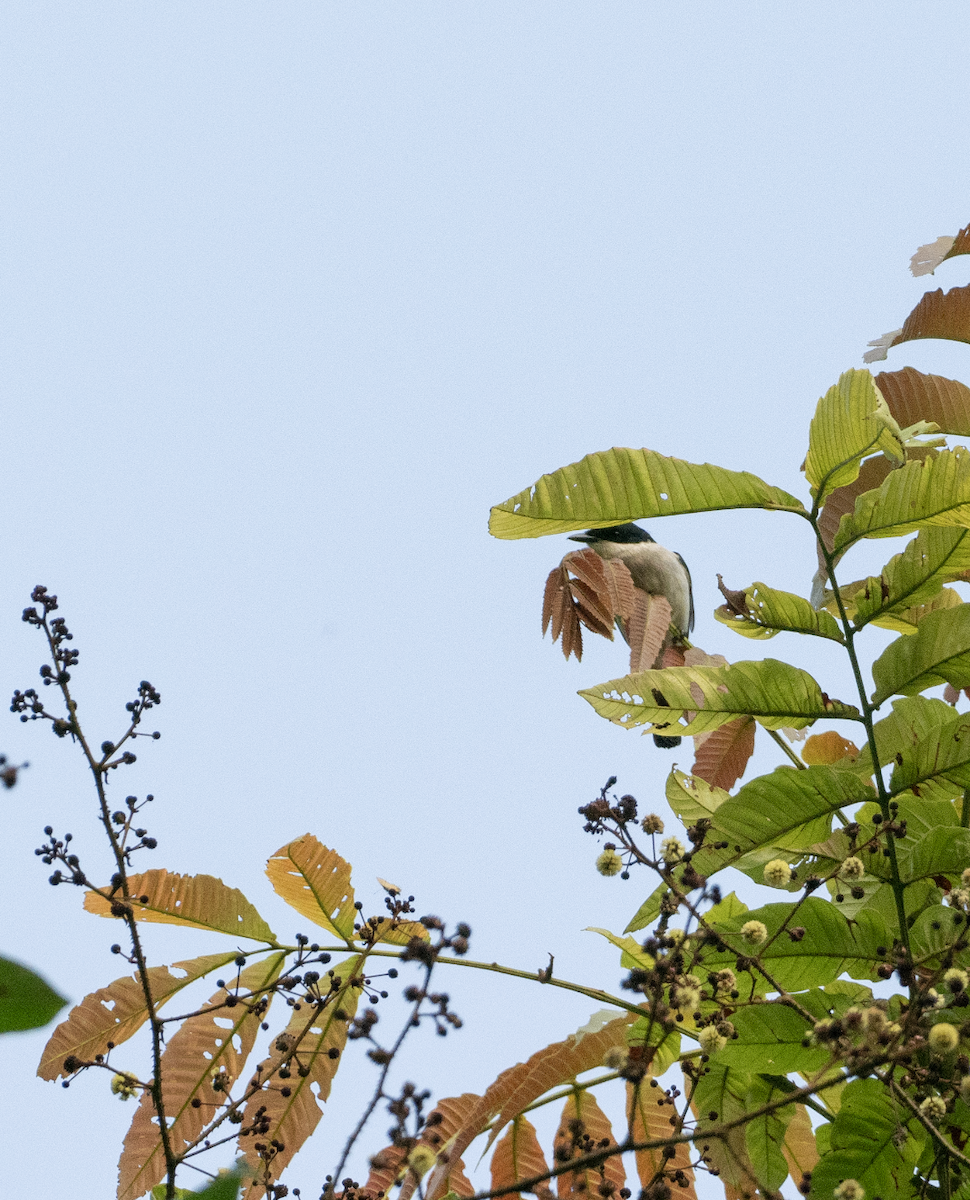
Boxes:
[568,534,592,543]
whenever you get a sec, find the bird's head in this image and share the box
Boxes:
[568,523,655,546]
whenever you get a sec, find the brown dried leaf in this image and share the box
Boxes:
[691,716,755,791]
[265,835,356,940]
[603,559,637,623]
[566,551,616,629]
[779,1103,818,1185]
[875,367,970,436]
[626,593,672,673]
[543,551,641,662]
[553,1091,625,1197]
[117,953,287,1200]
[490,1116,554,1200]
[84,870,275,942]
[627,1081,695,1195]
[543,562,584,661]
[801,731,859,767]
[865,284,970,362]
[38,952,239,1081]
[240,956,362,1197]
[424,1014,638,1200]
[911,223,970,276]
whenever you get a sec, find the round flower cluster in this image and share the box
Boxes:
[740,920,768,945]
[928,1022,960,1055]
[833,1182,864,1200]
[596,848,623,877]
[919,1095,947,1122]
[839,856,865,881]
[661,837,685,864]
[763,859,792,888]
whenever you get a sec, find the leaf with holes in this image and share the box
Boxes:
[489,448,804,540]
[84,870,275,942]
[871,604,970,704]
[38,953,240,1081]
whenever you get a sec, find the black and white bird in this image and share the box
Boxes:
[568,523,694,748]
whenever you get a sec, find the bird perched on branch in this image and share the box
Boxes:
[568,523,694,748]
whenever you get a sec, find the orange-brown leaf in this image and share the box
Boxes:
[362,1145,408,1198]
[38,952,239,1081]
[801,731,859,766]
[265,835,355,940]
[627,1081,695,1195]
[691,716,755,791]
[779,1103,818,1186]
[402,1093,480,1200]
[626,593,672,673]
[84,870,275,941]
[875,367,970,436]
[117,953,287,1200]
[240,956,361,1197]
[490,1116,553,1200]
[553,1091,625,1197]
[424,1014,638,1200]
[543,551,642,662]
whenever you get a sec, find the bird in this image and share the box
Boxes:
[568,523,694,748]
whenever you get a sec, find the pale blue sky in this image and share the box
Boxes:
[4,5,970,1197]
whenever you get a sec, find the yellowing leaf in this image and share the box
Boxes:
[489,448,804,540]
[580,660,859,737]
[84,870,275,942]
[265,835,355,940]
[714,581,844,642]
[38,953,239,1081]
[910,222,970,276]
[804,369,903,502]
[780,1103,818,1186]
[833,448,970,557]
[117,953,287,1200]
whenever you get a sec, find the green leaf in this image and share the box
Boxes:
[623,881,668,935]
[709,765,872,858]
[714,581,845,641]
[488,447,805,539]
[909,905,970,970]
[833,448,970,556]
[585,927,653,971]
[744,1074,796,1193]
[627,1017,680,1076]
[889,711,970,802]
[692,1063,757,1189]
[717,1004,826,1075]
[807,1078,925,1199]
[805,369,904,502]
[0,956,67,1033]
[871,604,970,704]
[861,695,958,773]
[580,659,860,737]
[665,769,728,822]
[704,899,890,989]
[898,827,970,885]
[849,526,970,630]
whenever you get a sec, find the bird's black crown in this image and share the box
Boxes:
[570,523,655,544]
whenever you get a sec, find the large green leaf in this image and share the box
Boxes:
[744,1074,796,1193]
[692,1063,758,1190]
[889,711,970,801]
[833,448,970,556]
[871,603,970,704]
[704,899,889,990]
[804,369,904,503]
[861,695,958,773]
[898,827,970,886]
[580,659,860,737]
[488,448,805,539]
[807,1078,925,1199]
[849,525,970,630]
[709,765,872,858]
[909,905,970,970]
[0,956,67,1033]
[717,1004,826,1075]
[714,581,845,642]
[665,769,729,822]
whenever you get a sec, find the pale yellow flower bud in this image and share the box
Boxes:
[763,859,792,888]
[929,1023,960,1054]
[596,848,623,877]
[740,920,768,945]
